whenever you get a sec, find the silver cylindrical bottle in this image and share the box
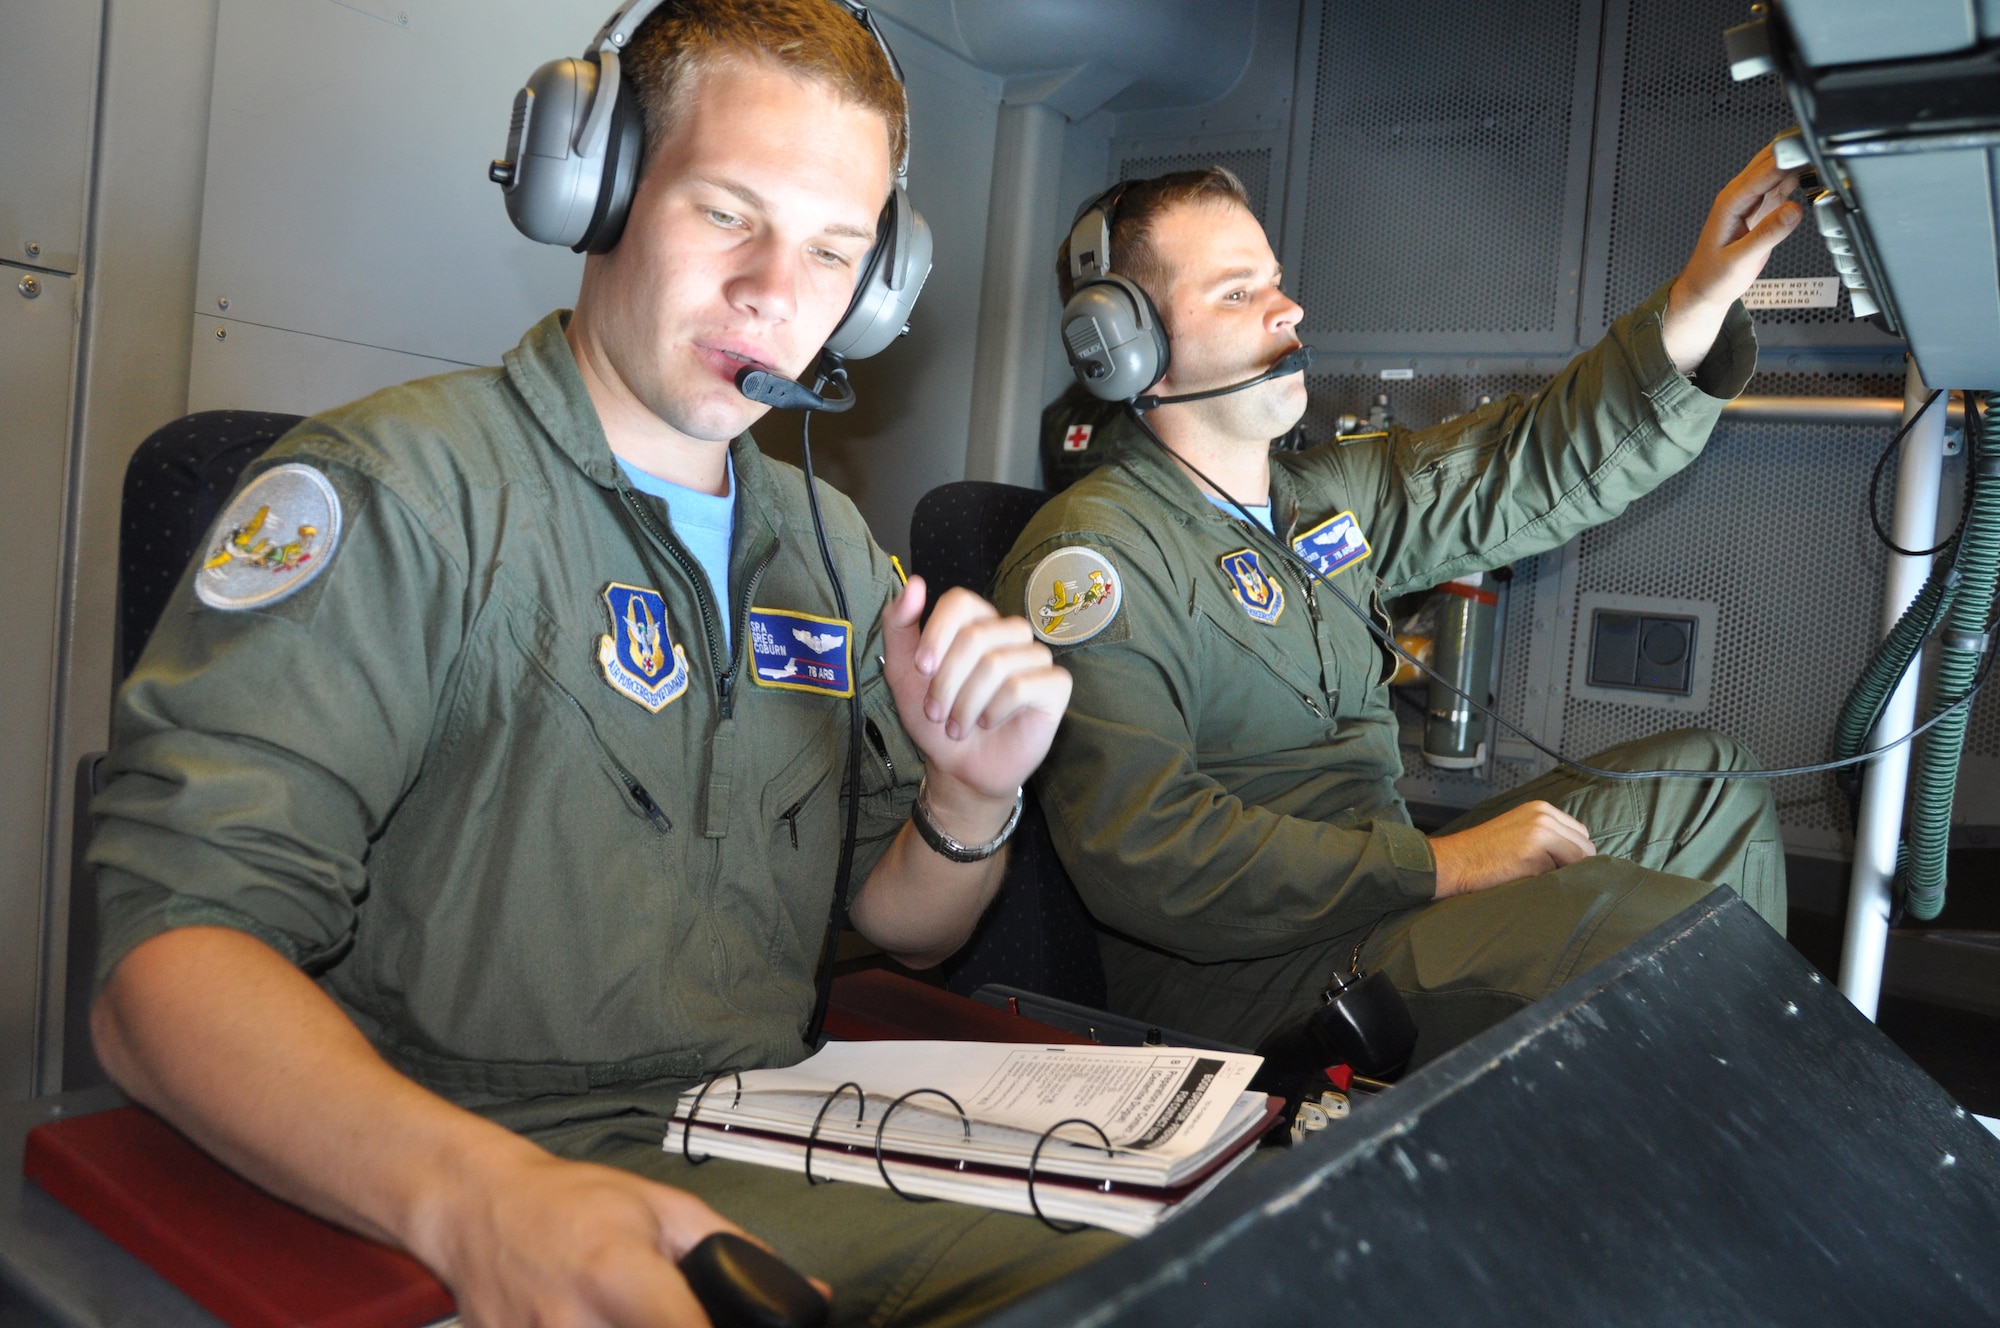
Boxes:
[1424,573,1497,769]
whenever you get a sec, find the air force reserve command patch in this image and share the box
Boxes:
[195,463,343,611]
[598,583,690,712]
[1292,510,1371,579]
[1025,546,1121,646]
[1219,548,1285,625]
[748,607,853,696]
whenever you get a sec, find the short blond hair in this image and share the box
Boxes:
[624,0,907,174]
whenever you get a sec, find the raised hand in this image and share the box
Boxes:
[879,576,1072,829]
[1661,143,1805,373]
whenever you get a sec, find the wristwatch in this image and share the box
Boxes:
[910,778,1023,863]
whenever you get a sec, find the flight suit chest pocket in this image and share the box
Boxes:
[752,704,842,967]
[1192,568,1338,743]
[499,579,683,834]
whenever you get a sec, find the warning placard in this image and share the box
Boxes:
[1741,277,1841,309]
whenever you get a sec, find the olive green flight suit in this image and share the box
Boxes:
[994,284,1786,1065]
[90,313,1120,1325]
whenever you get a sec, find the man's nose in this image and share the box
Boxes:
[1269,290,1304,335]
[726,235,799,324]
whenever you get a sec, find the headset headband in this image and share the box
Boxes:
[1068,182,1130,286]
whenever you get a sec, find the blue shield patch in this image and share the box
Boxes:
[1292,510,1372,579]
[1218,548,1285,625]
[748,607,854,696]
[597,583,690,713]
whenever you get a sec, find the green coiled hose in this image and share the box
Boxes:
[1902,400,1998,920]
[1833,559,1959,796]
[1832,394,1995,921]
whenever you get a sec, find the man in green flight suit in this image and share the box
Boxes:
[995,154,1802,1065]
[86,3,1122,1325]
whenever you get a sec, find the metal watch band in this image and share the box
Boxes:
[910,779,1023,863]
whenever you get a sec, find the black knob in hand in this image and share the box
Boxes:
[678,1232,829,1328]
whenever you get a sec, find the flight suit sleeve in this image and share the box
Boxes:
[88,443,469,987]
[996,530,1435,964]
[1312,282,1758,597]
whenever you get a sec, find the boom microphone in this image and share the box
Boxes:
[735,361,857,414]
[1133,344,1316,412]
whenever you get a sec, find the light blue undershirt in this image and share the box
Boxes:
[618,454,736,655]
[1206,492,1275,534]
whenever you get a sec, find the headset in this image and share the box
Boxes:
[1061,184,1174,401]
[489,0,931,364]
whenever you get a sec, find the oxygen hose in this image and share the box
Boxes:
[1832,560,1960,808]
[1901,395,1999,920]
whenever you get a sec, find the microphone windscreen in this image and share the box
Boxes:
[735,367,826,411]
[1272,344,1316,377]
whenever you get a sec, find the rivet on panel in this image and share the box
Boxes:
[215,327,228,341]
[24,241,40,259]
[218,296,230,310]
[17,274,40,299]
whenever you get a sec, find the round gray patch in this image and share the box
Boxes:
[1024,545,1122,646]
[194,463,343,611]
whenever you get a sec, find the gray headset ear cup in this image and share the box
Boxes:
[500,56,605,249]
[577,75,643,253]
[823,187,933,361]
[1062,274,1169,401]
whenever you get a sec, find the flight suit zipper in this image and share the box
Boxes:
[779,800,804,849]
[1287,561,1337,715]
[617,486,774,719]
[555,689,672,833]
[864,717,894,783]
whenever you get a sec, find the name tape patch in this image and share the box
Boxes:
[1292,510,1372,580]
[749,607,853,696]
[1219,548,1285,625]
[1026,546,1122,646]
[195,463,343,611]
[598,583,690,712]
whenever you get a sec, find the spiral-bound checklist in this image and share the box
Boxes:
[664,1041,1281,1236]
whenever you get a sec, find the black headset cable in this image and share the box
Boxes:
[797,384,866,1046]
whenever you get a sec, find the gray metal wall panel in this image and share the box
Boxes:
[194,0,587,371]
[187,315,472,416]
[0,264,79,1102]
[0,2,103,276]
[1293,0,1600,354]
[1580,0,1902,350]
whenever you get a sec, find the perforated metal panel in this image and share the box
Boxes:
[1551,375,2000,851]
[1587,0,1901,341]
[1294,0,1591,345]
[1302,371,1550,438]
[1115,148,1276,233]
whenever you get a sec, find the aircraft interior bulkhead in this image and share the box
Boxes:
[2,0,1999,1324]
